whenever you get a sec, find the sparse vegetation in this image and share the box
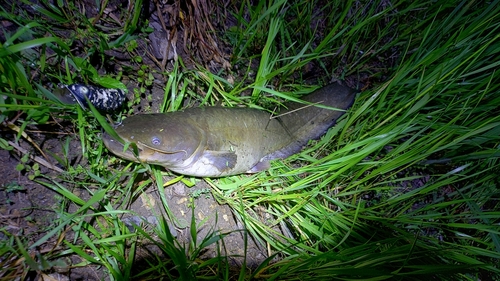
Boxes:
[1,0,499,280]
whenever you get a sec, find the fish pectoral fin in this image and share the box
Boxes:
[246,161,270,173]
[202,150,238,172]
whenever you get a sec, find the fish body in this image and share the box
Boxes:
[103,83,356,177]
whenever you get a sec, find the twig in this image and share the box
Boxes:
[6,122,50,161]
[8,141,64,173]
[270,100,325,119]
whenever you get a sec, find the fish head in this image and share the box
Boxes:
[103,114,205,167]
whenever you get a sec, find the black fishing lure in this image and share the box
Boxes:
[64,84,126,111]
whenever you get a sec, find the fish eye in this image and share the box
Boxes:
[151,136,161,146]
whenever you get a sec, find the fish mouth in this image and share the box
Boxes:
[102,132,187,166]
[102,132,141,161]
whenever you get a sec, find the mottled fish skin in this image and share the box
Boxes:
[66,84,126,111]
[103,82,357,177]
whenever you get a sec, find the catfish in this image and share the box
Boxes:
[103,82,357,177]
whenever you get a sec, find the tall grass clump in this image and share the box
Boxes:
[210,0,500,279]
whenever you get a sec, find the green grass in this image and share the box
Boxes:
[1,0,499,280]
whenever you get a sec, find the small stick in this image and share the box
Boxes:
[8,141,64,173]
[7,122,50,161]
[269,100,324,119]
